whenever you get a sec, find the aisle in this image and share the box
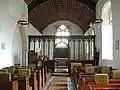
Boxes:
[47,76,68,90]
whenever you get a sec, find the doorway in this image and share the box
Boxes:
[54,25,70,73]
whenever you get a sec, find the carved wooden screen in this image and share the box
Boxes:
[28,35,95,61]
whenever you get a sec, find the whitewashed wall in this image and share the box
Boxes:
[43,21,83,35]
[0,0,25,68]
[96,0,120,69]
[0,0,40,68]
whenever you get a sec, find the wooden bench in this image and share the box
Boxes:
[2,63,46,90]
[29,72,38,90]
[0,73,18,90]
[12,76,30,90]
[67,60,95,73]
[81,76,120,90]
[36,69,42,90]
[81,74,120,84]
[88,83,120,90]
[10,68,31,90]
[0,80,18,90]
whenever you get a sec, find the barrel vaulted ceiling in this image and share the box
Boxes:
[24,0,98,33]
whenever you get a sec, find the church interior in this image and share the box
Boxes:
[1,0,120,90]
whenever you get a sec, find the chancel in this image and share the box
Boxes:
[0,0,120,90]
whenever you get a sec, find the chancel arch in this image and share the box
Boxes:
[28,20,96,67]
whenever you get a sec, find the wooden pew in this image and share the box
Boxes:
[76,72,120,90]
[0,73,18,90]
[0,80,18,90]
[29,72,38,90]
[76,73,95,90]
[71,65,120,90]
[36,69,42,90]
[81,74,120,84]
[67,60,95,73]
[12,76,30,90]
[88,83,120,90]
[36,67,46,90]
[81,76,120,90]
[37,55,48,89]
[11,68,31,90]
[109,79,120,84]
[5,65,38,90]
[28,54,49,90]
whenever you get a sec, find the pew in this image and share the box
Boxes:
[8,65,39,90]
[9,67,31,90]
[81,74,120,84]
[36,69,42,90]
[28,53,51,90]
[67,60,95,73]
[29,72,38,90]
[81,76,120,90]
[12,76,30,90]
[0,80,18,90]
[88,83,120,90]
[73,68,120,90]
[0,73,18,90]
[1,64,45,90]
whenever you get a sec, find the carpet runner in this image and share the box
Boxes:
[47,76,68,90]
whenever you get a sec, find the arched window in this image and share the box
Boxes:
[102,0,113,60]
[55,25,70,48]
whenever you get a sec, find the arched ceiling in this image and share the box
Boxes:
[24,0,98,33]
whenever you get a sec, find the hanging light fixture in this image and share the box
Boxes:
[92,19,103,24]
[17,20,29,25]
[89,18,103,35]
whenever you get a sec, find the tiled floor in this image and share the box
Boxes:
[43,68,75,90]
[43,74,75,90]
[47,76,68,90]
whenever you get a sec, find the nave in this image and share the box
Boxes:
[1,0,120,90]
[2,59,120,90]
